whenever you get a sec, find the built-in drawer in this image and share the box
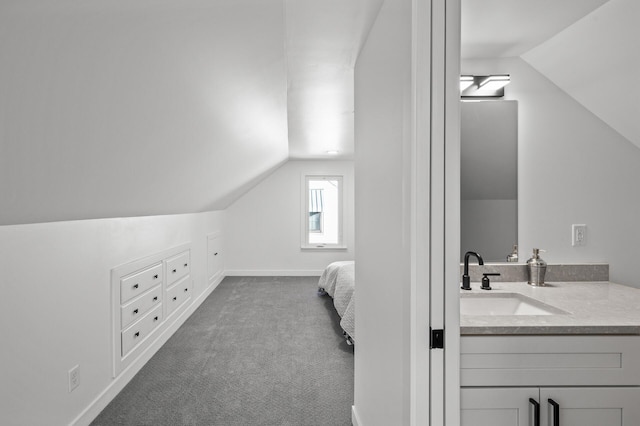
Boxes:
[120,263,163,303]
[166,276,192,317]
[120,285,162,329]
[461,335,640,387]
[121,304,163,356]
[166,251,190,286]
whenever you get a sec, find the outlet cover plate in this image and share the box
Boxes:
[572,224,587,247]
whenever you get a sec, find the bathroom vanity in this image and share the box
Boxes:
[460,280,640,426]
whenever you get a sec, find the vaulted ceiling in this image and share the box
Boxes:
[0,0,381,225]
[1,0,635,225]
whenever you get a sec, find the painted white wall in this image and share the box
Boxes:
[0,1,288,226]
[462,57,640,288]
[0,211,224,425]
[353,0,412,423]
[225,160,354,275]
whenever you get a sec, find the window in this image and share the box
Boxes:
[302,175,344,249]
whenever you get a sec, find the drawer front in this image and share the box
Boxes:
[166,276,192,317]
[120,285,162,329]
[121,304,163,356]
[166,251,190,285]
[120,263,163,303]
[461,335,640,387]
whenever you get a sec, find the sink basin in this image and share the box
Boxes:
[460,292,568,316]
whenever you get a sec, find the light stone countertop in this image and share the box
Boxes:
[460,281,640,335]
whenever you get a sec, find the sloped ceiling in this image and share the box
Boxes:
[285,0,382,159]
[521,0,640,149]
[462,0,639,150]
[461,0,610,59]
[0,0,381,225]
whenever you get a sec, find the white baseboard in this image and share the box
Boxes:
[71,274,225,426]
[224,269,323,277]
[352,405,362,426]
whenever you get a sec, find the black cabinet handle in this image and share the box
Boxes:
[184,263,188,267]
[214,253,218,256]
[153,274,158,279]
[133,309,138,314]
[154,316,158,321]
[134,332,140,338]
[173,296,177,301]
[184,287,188,292]
[153,296,158,301]
[172,269,177,273]
[133,283,139,289]
[548,399,560,426]
[529,398,540,426]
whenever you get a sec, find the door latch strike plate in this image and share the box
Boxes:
[430,328,444,349]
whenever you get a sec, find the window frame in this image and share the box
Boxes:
[300,175,346,250]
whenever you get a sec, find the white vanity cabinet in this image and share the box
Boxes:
[462,387,640,426]
[460,335,640,426]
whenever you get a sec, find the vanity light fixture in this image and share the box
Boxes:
[478,74,510,91]
[460,75,474,92]
[460,74,510,98]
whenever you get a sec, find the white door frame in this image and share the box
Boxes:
[411,0,461,424]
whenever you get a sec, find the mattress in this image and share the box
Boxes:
[318,261,355,342]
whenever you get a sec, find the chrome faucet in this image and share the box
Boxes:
[461,251,484,290]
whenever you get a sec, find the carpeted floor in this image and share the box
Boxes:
[91,276,354,426]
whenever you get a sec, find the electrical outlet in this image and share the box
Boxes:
[572,224,587,247]
[68,365,80,393]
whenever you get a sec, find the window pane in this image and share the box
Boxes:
[308,178,340,245]
[309,212,322,232]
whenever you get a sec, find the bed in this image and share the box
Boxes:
[317,261,355,345]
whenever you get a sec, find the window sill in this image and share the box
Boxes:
[301,245,348,251]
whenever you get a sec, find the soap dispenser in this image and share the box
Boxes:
[527,248,547,286]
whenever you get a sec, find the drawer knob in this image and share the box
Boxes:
[173,296,177,301]
[153,274,158,279]
[184,288,188,292]
[172,269,177,273]
[133,284,139,289]
[133,309,139,314]
[184,263,188,267]
[134,332,140,338]
[153,296,158,302]
[214,253,218,256]
[154,316,158,321]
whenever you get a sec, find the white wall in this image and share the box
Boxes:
[462,57,640,287]
[0,211,224,425]
[225,160,355,275]
[353,0,412,423]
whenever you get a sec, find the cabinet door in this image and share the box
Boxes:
[540,387,640,426]
[461,388,539,426]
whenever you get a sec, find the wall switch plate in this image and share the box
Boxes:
[572,224,587,247]
[68,365,80,393]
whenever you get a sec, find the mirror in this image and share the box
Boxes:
[460,100,518,262]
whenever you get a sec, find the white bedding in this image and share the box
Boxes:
[318,261,355,342]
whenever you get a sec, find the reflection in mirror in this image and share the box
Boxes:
[460,100,517,262]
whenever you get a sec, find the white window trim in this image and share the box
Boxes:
[300,174,347,250]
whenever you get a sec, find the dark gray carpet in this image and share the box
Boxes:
[92,276,354,426]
